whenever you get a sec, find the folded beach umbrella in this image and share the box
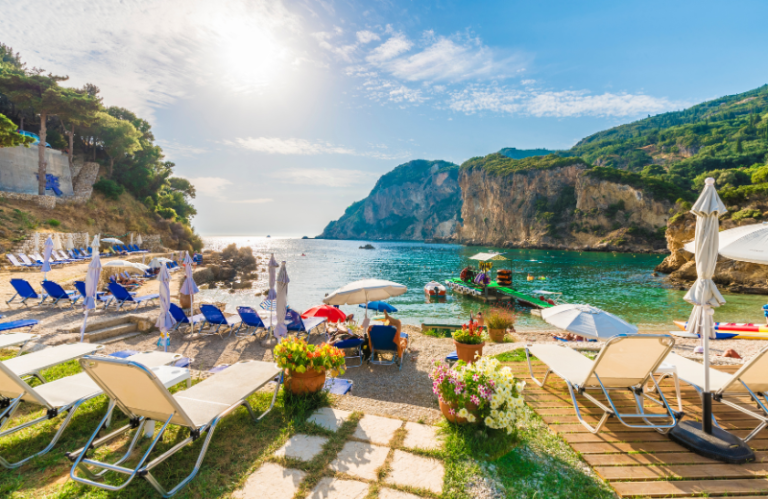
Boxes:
[66,233,74,251]
[136,234,143,247]
[541,303,637,340]
[41,235,54,279]
[274,261,290,339]
[33,232,40,255]
[53,233,63,251]
[684,221,768,265]
[80,235,102,342]
[359,301,398,313]
[129,233,134,246]
[267,253,279,301]
[302,305,346,322]
[155,263,175,352]
[180,251,200,313]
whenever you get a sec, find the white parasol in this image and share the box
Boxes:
[155,263,175,352]
[274,261,290,339]
[541,303,638,340]
[323,279,407,332]
[80,235,102,342]
[53,233,63,251]
[684,221,768,265]
[130,233,134,246]
[180,251,199,314]
[41,235,54,279]
[137,234,143,247]
[33,232,40,255]
[66,233,74,251]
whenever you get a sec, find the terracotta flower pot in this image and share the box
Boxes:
[488,328,506,343]
[454,340,484,364]
[286,368,326,395]
[439,399,479,425]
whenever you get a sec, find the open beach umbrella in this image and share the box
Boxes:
[80,235,102,342]
[103,260,146,271]
[359,301,398,313]
[684,221,768,265]
[53,233,63,251]
[148,257,173,269]
[302,305,346,322]
[41,235,54,279]
[180,251,200,314]
[669,177,753,463]
[274,261,290,339]
[101,237,123,245]
[66,233,74,251]
[155,263,175,352]
[324,279,407,332]
[541,303,637,340]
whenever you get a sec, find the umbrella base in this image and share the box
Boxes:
[668,419,755,464]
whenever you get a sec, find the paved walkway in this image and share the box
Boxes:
[234,407,445,499]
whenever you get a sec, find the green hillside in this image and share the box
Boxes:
[499,147,557,159]
[461,153,587,177]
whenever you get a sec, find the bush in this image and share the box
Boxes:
[752,165,768,184]
[46,219,60,227]
[486,310,517,329]
[156,206,176,220]
[92,178,125,200]
[731,208,762,221]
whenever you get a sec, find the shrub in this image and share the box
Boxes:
[486,310,517,329]
[92,178,125,200]
[731,208,762,221]
[45,218,60,227]
[273,337,346,375]
[156,207,177,220]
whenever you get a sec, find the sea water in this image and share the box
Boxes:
[200,237,767,331]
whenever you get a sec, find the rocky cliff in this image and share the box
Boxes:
[319,159,461,240]
[456,156,672,252]
[655,198,768,294]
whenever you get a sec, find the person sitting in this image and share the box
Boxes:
[114,273,142,287]
[380,310,407,359]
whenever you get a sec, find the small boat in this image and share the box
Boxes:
[424,281,446,297]
[673,320,768,340]
[266,235,271,238]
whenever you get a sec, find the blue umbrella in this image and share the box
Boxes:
[359,301,397,313]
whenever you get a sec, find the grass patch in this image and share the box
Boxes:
[422,328,453,339]
[493,349,531,363]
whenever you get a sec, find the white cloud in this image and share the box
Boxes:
[366,32,413,64]
[356,30,380,44]
[272,168,378,187]
[225,136,409,159]
[448,86,684,118]
[521,79,536,85]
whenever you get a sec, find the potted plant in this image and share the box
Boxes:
[452,320,485,363]
[486,309,517,343]
[274,337,346,394]
[429,356,525,432]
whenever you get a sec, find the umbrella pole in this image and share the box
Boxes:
[80,310,89,343]
[702,306,713,434]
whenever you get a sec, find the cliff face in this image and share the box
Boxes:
[655,200,768,294]
[456,162,672,252]
[319,159,461,241]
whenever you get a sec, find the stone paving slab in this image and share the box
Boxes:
[273,434,328,461]
[402,422,441,450]
[307,407,352,432]
[307,477,369,499]
[378,488,424,499]
[232,462,306,499]
[352,414,403,445]
[329,440,390,481]
[386,449,445,494]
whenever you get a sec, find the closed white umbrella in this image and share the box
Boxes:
[274,261,290,339]
[155,264,175,352]
[84,232,89,249]
[136,234,143,247]
[540,303,637,340]
[33,232,40,255]
[80,235,102,342]
[41,235,54,279]
[180,251,199,314]
[130,233,134,246]
[669,177,752,462]
[66,233,74,251]
[684,221,768,265]
[323,279,407,332]
[267,253,278,300]
[53,233,63,251]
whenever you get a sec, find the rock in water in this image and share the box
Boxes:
[359,244,375,249]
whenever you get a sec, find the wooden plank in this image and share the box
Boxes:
[549,421,766,434]
[612,478,768,498]
[542,415,761,428]
[563,432,671,443]
[584,452,726,467]
[570,441,688,454]
[596,462,768,481]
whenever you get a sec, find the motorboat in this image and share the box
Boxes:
[424,281,446,297]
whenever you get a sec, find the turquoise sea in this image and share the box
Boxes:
[200,237,767,331]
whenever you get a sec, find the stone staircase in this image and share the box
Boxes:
[66,316,144,344]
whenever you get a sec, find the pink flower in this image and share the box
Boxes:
[449,408,456,415]
[472,374,480,381]
[470,395,480,405]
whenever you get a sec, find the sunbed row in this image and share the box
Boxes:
[6,278,159,310]
[168,304,326,338]
[110,244,148,255]
[6,245,150,270]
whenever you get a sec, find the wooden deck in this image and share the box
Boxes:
[510,359,768,498]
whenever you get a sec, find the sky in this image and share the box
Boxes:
[2,0,767,237]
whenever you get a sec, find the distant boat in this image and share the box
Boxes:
[266,235,271,238]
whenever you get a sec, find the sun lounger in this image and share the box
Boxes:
[31,253,63,265]
[6,279,47,305]
[0,333,38,356]
[55,250,76,262]
[2,342,104,383]
[198,304,241,336]
[234,306,266,337]
[526,335,679,433]
[367,325,409,370]
[169,303,204,332]
[41,281,78,307]
[107,282,159,311]
[69,358,282,496]
[6,254,35,268]
[666,349,768,442]
[332,336,365,368]
[0,319,38,335]
[16,254,41,267]
[0,350,182,469]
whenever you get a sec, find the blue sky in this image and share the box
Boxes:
[3,0,767,236]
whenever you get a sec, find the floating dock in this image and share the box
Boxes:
[445,278,554,309]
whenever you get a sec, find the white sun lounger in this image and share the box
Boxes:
[70,358,282,497]
[2,343,104,383]
[666,349,768,442]
[526,334,679,433]
[0,350,182,468]
[0,333,38,356]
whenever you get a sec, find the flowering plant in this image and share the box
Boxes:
[429,356,524,433]
[274,337,346,375]
[452,320,485,345]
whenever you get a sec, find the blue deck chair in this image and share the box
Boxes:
[235,306,266,337]
[367,325,409,370]
[41,281,78,307]
[106,282,159,311]
[0,319,38,334]
[17,254,42,267]
[73,281,113,308]
[169,303,204,332]
[198,304,241,337]
[6,254,34,268]
[333,336,365,368]
[7,279,47,305]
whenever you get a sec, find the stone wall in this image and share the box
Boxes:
[0,145,74,196]
[71,161,100,199]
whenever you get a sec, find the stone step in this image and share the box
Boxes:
[100,331,142,345]
[83,322,138,343]
[63,315,133,334]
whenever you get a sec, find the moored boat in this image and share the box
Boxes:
[424,281,446,296]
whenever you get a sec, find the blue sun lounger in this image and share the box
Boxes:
[234,306,266,337]
[169,303,204,332]
[73,281,113,308]
[198,304,241,337]
[367,325,409,371]
[0,319,38,334]
[107,283,159,311]
[41,281,78,307]
[6,279,47,305]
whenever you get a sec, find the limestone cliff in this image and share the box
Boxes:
[655,199,768,294]
[456,158,672,252]
[319,159,461,241]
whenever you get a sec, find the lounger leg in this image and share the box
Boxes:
[566,382,612,433]
[525,347,551,387]
[718,384,768,442]
[6,293,18,304]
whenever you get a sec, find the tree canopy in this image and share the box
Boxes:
[0,112,32,147]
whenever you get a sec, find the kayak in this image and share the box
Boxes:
[673,320,768,340]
